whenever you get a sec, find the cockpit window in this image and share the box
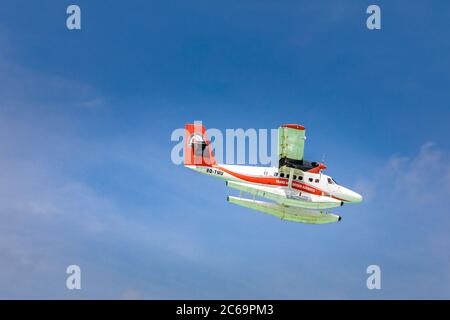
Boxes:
[327,178,333,184]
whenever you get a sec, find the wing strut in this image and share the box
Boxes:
[288,168,294,189]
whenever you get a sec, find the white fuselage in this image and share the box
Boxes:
[186,164,363,209]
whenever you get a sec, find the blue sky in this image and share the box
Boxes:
[0,0,450,299]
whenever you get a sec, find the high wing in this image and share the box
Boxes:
[227,196,341,224]
[278,124,306,168]
[278,124,326,173]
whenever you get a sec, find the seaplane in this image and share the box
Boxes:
[184,123,362,224]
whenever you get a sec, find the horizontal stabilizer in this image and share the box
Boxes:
[227,196,341,224]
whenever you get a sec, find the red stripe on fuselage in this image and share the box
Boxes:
[214,165,348,202]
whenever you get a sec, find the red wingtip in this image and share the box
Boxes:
[308,163,327,173]
[281,124,305,131]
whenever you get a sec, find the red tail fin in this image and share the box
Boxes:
[184,123,216,166]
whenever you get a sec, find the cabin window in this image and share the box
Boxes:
[280,173,285,178]
[299,176,303,181]
[274,172,278,177]
[309,178,313,182]
[286,174,290,179]
[327,178,333,184]
[293,175,297,180]
[315,179,319,183]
